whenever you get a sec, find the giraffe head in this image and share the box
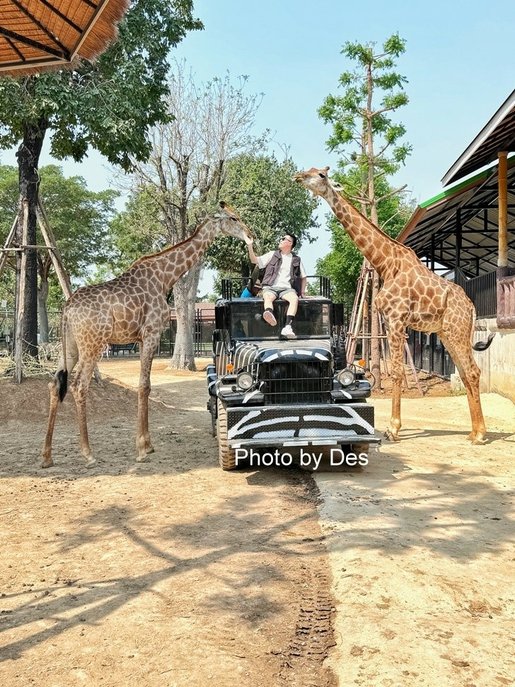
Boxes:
[293,166,339,197]
[215,201,254,242]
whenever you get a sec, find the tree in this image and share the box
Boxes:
[0,164,117,341]
[0,0,202,366]
[128,63,267,369]
[207,153,318,281]
[318,33,412,384]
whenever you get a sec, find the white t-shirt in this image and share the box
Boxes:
[257,251,306,290]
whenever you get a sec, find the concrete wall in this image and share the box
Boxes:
[473,319,515,402]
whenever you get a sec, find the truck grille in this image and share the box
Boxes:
[260,360,332,404]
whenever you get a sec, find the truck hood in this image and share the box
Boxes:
[233,339,332,371]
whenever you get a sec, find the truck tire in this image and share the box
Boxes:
[339,443,370,463]
[332,332,347,370]
[208,397,217,437]
[217,399,237,470]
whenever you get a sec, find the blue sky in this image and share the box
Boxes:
[1,0,514,281]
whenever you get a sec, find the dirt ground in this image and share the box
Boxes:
[0,358,513,687]
[315,391,515,687]
[0,359,336,687]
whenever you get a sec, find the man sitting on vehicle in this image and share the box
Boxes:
[244,232,307,339]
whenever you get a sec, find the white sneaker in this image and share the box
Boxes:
[281,324,296,338]
[263,310,277,326]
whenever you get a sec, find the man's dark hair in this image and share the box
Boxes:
[286,232,297,248]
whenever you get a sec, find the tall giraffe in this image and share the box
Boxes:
[294,167,494,444]
[41,202,253,468]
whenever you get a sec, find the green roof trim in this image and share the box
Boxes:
[419,155,515,209]
[420,170,488,208]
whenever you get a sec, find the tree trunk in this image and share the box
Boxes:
[15,117,47,362]
[38,273,50,343]
[368,179,382,389]
[169,264,202,370]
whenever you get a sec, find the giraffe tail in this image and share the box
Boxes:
[470,306,496,352]
[56,309,69,402]
[56,369,68,402]
[472,332,496,352]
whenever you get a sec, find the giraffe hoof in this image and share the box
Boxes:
[145,445,155,455]
[136,454,151,463]
[41,457,54,469]
[85,456,97,468]
[468,433,487,445]
[383,429,400,442]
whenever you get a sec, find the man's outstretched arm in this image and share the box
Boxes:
[244,235,259,264]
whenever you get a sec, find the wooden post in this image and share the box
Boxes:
[36,200,103,384]
[498,151,508,269]
[346,264,370,364]
[14,201,29,383]
[0,214,19,278]
[37,200,73,298]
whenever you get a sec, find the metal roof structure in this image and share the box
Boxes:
[442,89,515,186]
[399,158,515,278]
[0,0,129,75]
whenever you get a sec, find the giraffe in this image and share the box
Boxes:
[294,167,495,444]
[41,202,253,468]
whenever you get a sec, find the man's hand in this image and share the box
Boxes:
[244,235,259,264]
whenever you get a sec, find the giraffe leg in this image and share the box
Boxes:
[41,377,60,468]
[384,326,405,442]
[70,358,98,467]
[136,338,158,461]
[439,333,487,444]
[41,340,79,468]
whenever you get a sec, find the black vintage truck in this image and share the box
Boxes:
[206,279,380,469]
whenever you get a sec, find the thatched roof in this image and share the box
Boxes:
[0,0,129,76]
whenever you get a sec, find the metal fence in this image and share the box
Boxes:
[454,269,497,319]
[407,330,455,378]
[0,309,217,358]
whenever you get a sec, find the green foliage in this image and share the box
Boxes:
[0,1,203,169]
[0,164,117,305]
[316,33,413,303]
[40,165,118,277]
[207,154,319,280]
[318,33,411,180]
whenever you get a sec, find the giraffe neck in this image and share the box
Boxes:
[138,218,218,293]
[323,185,398,276]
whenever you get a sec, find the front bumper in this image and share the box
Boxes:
[224,403,380,449]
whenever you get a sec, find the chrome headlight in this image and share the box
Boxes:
[236,371,254,390]
[337,368,355,387]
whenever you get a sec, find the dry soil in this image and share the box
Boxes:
[0,358,513,687]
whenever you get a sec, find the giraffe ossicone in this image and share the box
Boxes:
[41,202,253,468]
[294,166,494,444]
